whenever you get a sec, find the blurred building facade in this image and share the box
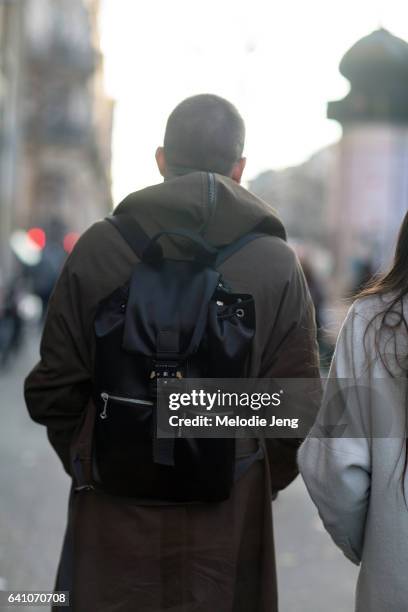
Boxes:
[327,28,408,293]
[251,28,408,299]
[0,0,24,284]
[249,147,333,248]
[0,0,113,284]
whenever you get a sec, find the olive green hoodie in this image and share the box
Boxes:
[25,171,319,612]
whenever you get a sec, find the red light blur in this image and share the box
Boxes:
[63,232,80,254]
[27,227,46,250]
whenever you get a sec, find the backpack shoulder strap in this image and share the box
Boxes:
[107,213,285,267]
[106,213,161,259]
[215,232,269,267]
[215,217,286,267]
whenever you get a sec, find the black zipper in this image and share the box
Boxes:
[208,172,216,212]
[199,172,217,234]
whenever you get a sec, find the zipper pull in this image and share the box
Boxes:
[100,392,109,419]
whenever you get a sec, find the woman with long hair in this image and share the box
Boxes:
[299,211,408,611]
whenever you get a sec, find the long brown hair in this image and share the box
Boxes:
[359,210,408,305]
[356,210,408,495]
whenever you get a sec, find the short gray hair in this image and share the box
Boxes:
[164,94,245,176]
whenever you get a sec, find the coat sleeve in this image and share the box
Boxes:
[24,220,137,476]
[261,250,321,493]
[298,304,371,565]
[24,243,94,475]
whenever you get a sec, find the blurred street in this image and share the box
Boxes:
[0,330,358,612]
[0,328,70,612]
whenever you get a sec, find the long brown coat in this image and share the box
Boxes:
[25,172,319,612]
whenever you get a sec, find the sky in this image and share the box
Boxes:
[100,0,408,204]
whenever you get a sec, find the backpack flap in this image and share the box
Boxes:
[122,259,220,368]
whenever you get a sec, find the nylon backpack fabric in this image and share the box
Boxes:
[92,210,263,502]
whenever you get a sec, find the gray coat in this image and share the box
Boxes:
[299,295,408,612]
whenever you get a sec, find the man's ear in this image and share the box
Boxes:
[230,157,246,184]
[155,147,167,178]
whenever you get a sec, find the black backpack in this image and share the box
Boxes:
[91,213,270,503]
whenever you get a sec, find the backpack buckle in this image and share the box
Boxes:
[150,362,183,380]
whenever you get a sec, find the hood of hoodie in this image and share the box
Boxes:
[113,171,286,249]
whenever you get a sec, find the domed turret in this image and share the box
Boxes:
[328,28,408,124]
